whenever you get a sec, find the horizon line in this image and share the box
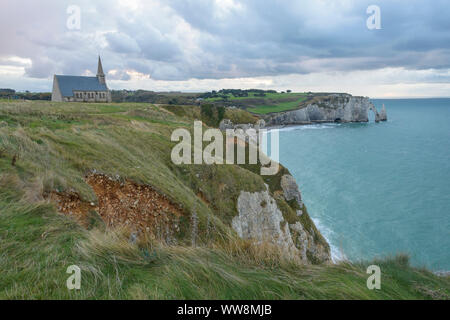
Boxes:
[5,88,450,100]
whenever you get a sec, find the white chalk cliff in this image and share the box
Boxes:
[232,182,331,264]
[266,95,387,126]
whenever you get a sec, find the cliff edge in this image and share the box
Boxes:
[266,95,387,126]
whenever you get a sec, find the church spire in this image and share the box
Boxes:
[97,56,104,76]
[97,56,106,85]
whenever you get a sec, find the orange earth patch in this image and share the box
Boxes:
[49,173,185,241]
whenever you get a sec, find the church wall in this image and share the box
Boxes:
[72,91,110,103]
[51,76,63,102]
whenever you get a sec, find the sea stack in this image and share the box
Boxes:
[379,104,388,121]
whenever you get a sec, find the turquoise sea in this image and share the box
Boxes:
[277,99,450,271]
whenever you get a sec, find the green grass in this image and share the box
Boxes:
[1,186,448,299]
[203,91,308,114]
[0,100,448,300]
[247,96,307,114]
[0,100,269,244]
[204,92,304,102]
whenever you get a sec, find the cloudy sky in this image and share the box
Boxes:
[1,0,449,97]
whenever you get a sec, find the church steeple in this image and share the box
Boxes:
[97,56,106,85]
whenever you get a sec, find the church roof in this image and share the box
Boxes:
[55,75,108,97]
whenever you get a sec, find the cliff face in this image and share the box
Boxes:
[232,188,298,256]
[217,95,387,263]
[266,96,387,126]
[232,175,331,264]
[218,118,331,264]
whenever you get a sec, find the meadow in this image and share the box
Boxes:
[203,91,308,115]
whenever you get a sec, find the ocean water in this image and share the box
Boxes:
[276,99,450,270]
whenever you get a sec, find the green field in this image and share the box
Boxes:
[204,91,307,114]
[247,96,307,114]
[0,100,448,299]
[204,91,300,101]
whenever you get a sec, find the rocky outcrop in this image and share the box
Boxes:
[219,119,265,131]
[219,119,266,146]
[379,104,387,121]
[232,185,331,264]
[290,221,331,264]
[266,96,387,126]
[219,119,234,131]
[232,189,298,255]
[280,174,303,209]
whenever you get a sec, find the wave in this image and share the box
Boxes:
[268,123,341,133]
[311,217,346,263]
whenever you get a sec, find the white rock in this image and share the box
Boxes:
[232,190,298,256]
[280,174,303,207]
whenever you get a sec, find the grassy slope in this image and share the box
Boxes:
[1,190,448,299]
[0,100,449,300]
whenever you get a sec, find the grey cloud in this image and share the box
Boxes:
[1,0,450,82]
[25,56,58,78]
[105,32,141,54]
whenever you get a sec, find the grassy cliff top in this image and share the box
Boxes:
[200,90,356,115]
[0,100,448,299]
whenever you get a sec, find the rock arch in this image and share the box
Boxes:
[367,103,387,123]
[368,104,381,122]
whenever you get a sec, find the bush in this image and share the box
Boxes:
[200,104,227,127]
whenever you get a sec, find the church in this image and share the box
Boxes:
[51,56,112,103]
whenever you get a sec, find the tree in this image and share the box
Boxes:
[217,106,226,123]
[201,104,214,120]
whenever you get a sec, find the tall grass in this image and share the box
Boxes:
[1,176,448,300]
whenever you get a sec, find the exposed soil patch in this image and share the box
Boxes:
[49,173,185,242]
[49,192,95,228]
